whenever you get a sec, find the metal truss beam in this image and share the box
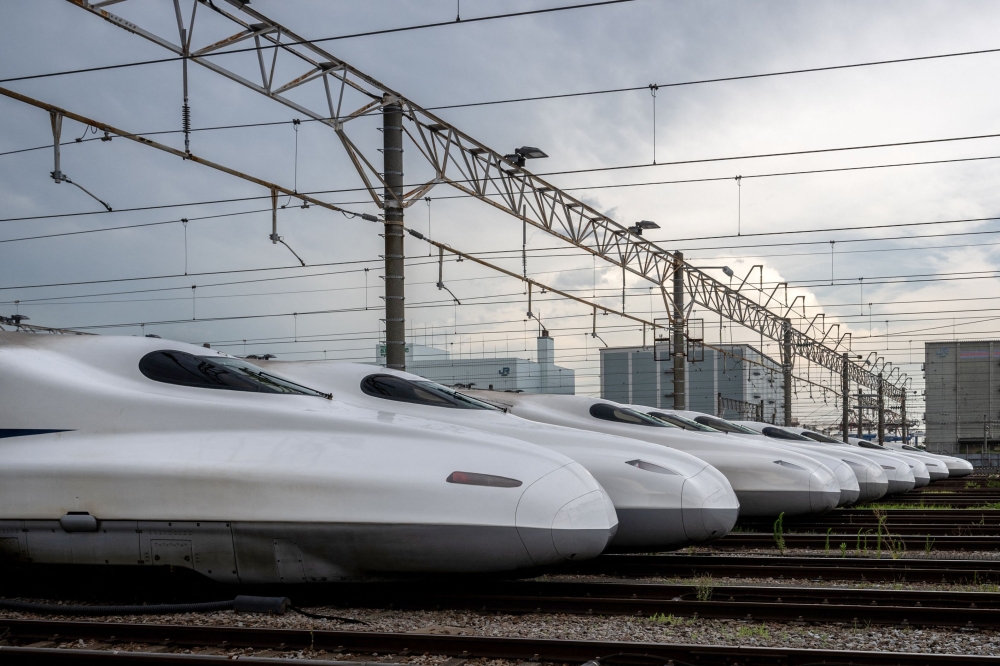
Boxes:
[66,0,904,400]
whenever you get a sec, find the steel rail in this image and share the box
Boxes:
[275,580,1000,628]
[707,533,1000,551]
[569,554,1000,582]
[1,619,999,666]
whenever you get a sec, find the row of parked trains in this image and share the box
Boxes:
[0,333,972,583]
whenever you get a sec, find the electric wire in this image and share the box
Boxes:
[0,1,634,85]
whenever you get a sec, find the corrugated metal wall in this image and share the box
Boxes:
[925,341,1000,452]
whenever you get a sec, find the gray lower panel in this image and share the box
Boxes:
[857,481,888,503]
[736,490,830,517]
[686,507,740,543]
[6,519,611,582]
[886,480,915,495]
[607,508,686,552]
[839,487,862,506]
[232,522,535,582]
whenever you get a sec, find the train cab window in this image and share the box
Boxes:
[360,374,501,410]
[647,412,720,432]
[589,403,668,427]
[800,431,842,444]
[858,440,886,449]
[691,415,760,435]
[761,426,812,441]
[139,350,331,398]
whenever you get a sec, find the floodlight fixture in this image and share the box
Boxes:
[505,146,548,167]
[628,220,660,236]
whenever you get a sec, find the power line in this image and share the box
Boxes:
[0,1,633,85]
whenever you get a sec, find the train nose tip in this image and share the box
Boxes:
[516,463,617,565]
[682,467,740,542]
[809,467,842,513]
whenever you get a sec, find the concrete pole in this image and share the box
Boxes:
[857,388,863,438]
[841,352,850,442]
[382,95,406,370]
[877,372,885,445]
[782,319,792,426]
[901,391,907,444]
[672,252,685,410]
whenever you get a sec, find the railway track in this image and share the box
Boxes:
[736,509,1000,536]
[707,533,1000,551]
[277,578,1000,628]
[569,553,1000,581]
[1,619,998,666]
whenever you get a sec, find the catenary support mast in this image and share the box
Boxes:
[672,252,685,410]
[382,96,406,370]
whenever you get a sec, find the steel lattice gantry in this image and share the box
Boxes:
[66,0,905,400]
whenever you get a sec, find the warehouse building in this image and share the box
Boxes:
[925,340,1000,454]
[375,330,575,394]
[600,344,784,422]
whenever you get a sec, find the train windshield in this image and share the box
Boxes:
[858,439,886,449]
[589,403,672,427]
[139,350,331,398]
[647,411,720,432]
[360,374,501,410]
[800,431,843,444]
[691,415,760,435]
[762,426,812,441]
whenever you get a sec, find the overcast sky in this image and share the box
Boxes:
[3,0,1000,425]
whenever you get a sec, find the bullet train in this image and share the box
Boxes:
[723,421,892,502]
[628,406,868,505]
[0,333,618,581]
[462,391,842,516]
[879,439,974,477]
[254,361,739,551]
[672,412,926,490]
[779,427,923,493]
[842,435,953,481]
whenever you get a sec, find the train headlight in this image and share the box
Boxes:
[625,459,679,475]
[446,471,522,488]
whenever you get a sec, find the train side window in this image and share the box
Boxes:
[589,403,666,427]
[360,374,499,410]
[139,350,330,397]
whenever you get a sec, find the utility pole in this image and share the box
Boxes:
[857,387,864,438]
[877,372,885,445]
[382,95,406,370]
[782,319,792,426]
[901,391,907,444]
[841,352,850,442]
[672,252,685,410]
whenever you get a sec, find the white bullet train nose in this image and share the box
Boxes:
[837,458,886,503]
[681,465,741,542]
[515,463,618,564]
[885,462,917,495]
[942,456,975,477]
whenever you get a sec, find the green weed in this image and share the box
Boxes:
[736,624,771,639]
[773,512,786,555]
[649,613,685,625]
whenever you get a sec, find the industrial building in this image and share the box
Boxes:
[925,340,1000,454]
[375,331,575,394]
[600,344,785,422]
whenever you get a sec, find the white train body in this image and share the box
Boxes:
[874,440,973,478]
[255,361,739,551]
[727,422,890,503]
[782,428,916,495]
[631,409,864,506]
[463,392,841,517]
[843,437,948,482]
[0,334,617,581]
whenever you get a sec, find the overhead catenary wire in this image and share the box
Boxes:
[0,0,634,85]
